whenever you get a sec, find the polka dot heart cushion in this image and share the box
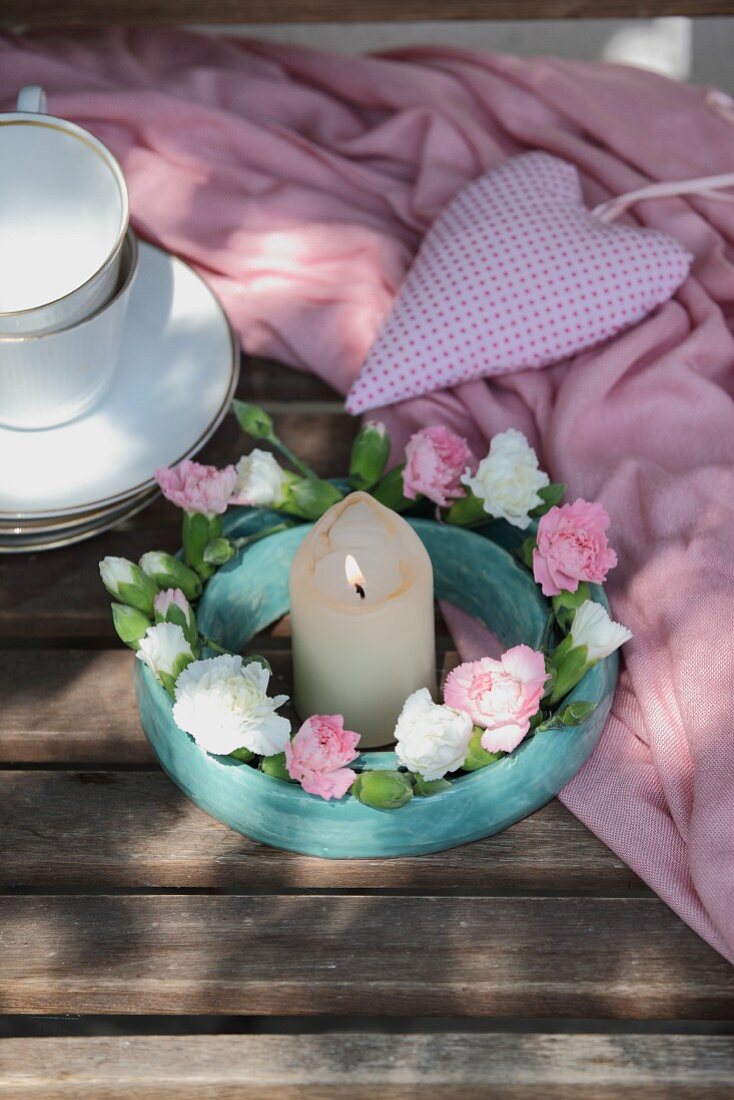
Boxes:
[346,152,692,413]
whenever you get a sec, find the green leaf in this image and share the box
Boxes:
[462,727,505,772]
[558,700,597,726]
[232,400,274,442]
[371,465,412,513]
[445,489,487,527]
[552,583,591,634]
[529,482,566,518]
[412,774,452,797]
[516,536,536,570]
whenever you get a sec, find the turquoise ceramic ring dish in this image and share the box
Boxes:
[135,508,617,858]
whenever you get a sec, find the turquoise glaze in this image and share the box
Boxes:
[135,509,617,858]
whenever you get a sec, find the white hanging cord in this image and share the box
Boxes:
[592,172,734,224]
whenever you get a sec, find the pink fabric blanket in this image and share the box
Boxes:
[3,27,733,963]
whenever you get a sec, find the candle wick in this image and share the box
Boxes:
[355,583,366,600]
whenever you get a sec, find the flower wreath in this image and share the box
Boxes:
[100,403,631,812]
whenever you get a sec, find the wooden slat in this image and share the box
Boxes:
[2,1034,734,1099]
[0,771,643,892]
[0,647,456,764]
[5,0,734,26]
[0,895,731,1016]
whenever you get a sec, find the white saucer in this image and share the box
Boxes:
[0,489,158,553]
[0,241,239,519]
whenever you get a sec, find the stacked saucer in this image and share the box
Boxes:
[0,86,238,551]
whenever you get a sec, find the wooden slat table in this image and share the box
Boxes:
[1,357,733,1096]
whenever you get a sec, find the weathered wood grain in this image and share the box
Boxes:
[2,1033,734,1099]
[5,0,734,26]
[0,647,453,764]
[0,771,643,892]
[0,895,731,1017]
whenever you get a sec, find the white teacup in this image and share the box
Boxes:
[0,229,138,430]
[0,86,129,336]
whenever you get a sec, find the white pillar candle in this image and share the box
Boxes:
[289,491,437,748]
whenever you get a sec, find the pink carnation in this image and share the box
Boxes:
[533,498,618,597]
[402,425,476,508]
[155,460,237,517]
[285,714,360,800]
[444,645,547,754]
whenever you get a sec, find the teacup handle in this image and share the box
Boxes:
[16,85,47,114]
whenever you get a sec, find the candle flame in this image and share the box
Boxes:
[344,553,365,589]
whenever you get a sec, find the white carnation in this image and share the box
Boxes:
[232,449,288,507]
[462,428,549,529]
[136,622,194,677]
[394,688,473,781]
[172,654,291,757]
[570,600,632,662]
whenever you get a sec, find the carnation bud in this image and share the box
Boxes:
[260,752,294,782]
[348,421,390,491]
[461,727,504,772]
[230,746,255,763]
[280,476,344,520]
[111,603,151,650]
[548,600,631,706]
[139,550,203,601]
[182,511,222,580]
[99,556,158,615]
[350,770,413,810]
[154,588,199,652]
[203,537,236,567]
[232,400,275,442]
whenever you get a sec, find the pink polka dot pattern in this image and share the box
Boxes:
[346,152,692,413]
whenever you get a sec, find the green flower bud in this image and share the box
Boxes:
[203,537,236,567]
[370,465,412,513]
[462,727,505,772]
[349,421,390,491]
[351,770,413,810]
[281,476,344,520]
[260,752,294,782]
[412,774,452,797]
[139,550,203,602]
[232,400,275,442]
[111,602,151,650]
[99,555,158,615]
[230,746,255,763]
[182,511,222,580]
